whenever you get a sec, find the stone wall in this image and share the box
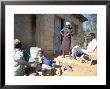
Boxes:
[14,14,36,52]
[35,15,54,57]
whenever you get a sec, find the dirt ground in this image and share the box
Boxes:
[54,55,97,76]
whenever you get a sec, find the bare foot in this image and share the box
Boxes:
[62,56,65,58]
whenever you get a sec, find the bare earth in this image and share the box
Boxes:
[54,55,97,76]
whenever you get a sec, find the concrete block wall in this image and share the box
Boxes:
[35,15,54,57]
[14,14,36,52]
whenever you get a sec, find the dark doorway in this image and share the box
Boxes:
[53,16,64,55]
[61,19,65,45]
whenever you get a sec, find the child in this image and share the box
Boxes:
[37,50,54,76]
[42,56,54,76]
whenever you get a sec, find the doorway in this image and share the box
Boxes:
[53,16,64,55]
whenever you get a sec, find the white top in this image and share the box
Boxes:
[71,45,79,52]
[13,48,24,72]
[82,38,97,55]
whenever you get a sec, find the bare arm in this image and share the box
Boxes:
[61,27,66,36]
[15,59,31,67]
[70,30,74,36]
[60,30,64,36]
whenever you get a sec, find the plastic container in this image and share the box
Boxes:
[30,47,41,59]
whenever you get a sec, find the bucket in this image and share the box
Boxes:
[30,47,41,59]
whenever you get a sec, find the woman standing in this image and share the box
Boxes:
[60,22,73,58]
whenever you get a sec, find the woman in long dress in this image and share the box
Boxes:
[60,24,73,58]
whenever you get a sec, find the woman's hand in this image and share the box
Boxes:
[30,63,38,67]
[60,31,64,36]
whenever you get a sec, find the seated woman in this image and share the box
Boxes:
[14,39,31,76]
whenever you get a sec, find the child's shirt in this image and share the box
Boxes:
[41,56,53,70]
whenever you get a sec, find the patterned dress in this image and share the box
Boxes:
[61,27,73,54]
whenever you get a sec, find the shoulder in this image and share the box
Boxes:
[92,39,97,43]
